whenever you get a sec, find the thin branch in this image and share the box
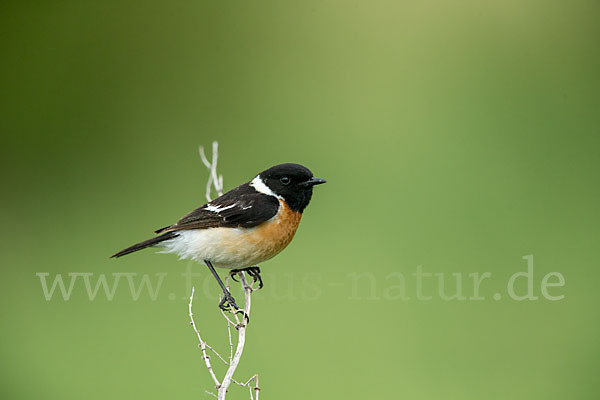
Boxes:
[198,141,224,201]
[189,287,221,389]
[219,306,239,330]
[205,343,230,366]
[218,273,253,399]
[198,146,214,202]
[226,311,233,363]
[233,374,260,400]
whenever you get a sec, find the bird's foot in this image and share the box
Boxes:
[229,266,264,289]
[245,266,263,289]
[218,293,250,324]
[218,292,239,312]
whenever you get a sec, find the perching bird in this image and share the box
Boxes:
[111,163,326,312]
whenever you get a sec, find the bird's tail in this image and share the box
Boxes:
[110,231,177,258]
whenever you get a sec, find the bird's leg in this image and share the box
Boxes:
[205,260,249,323]
[228,266,263,289]
[204,260,239,311]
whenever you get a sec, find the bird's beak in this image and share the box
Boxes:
[300,177,327,187]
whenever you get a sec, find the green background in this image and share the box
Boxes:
[1,1,599,399]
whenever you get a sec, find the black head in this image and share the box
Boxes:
[256,163,326,213]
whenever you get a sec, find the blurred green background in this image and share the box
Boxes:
[1,1,599,399]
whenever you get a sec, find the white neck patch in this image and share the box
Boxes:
[250,175,281,199]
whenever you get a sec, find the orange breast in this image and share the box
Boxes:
[244,199,302,263]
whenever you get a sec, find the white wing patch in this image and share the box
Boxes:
[250,176,282,199]
[204,203,236,213]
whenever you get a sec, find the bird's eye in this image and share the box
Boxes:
[280,176,291,185]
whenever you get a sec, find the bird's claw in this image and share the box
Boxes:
[246,266,264,289]
[229,266,263,289]
[218,294,250,324]
[229,272,240,283]
[218,293,239,312]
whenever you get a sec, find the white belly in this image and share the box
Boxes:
[159,227,284,269]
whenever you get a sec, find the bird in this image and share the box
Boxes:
[111,163,326,313]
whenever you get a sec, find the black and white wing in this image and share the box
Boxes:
[155,183,280,233]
